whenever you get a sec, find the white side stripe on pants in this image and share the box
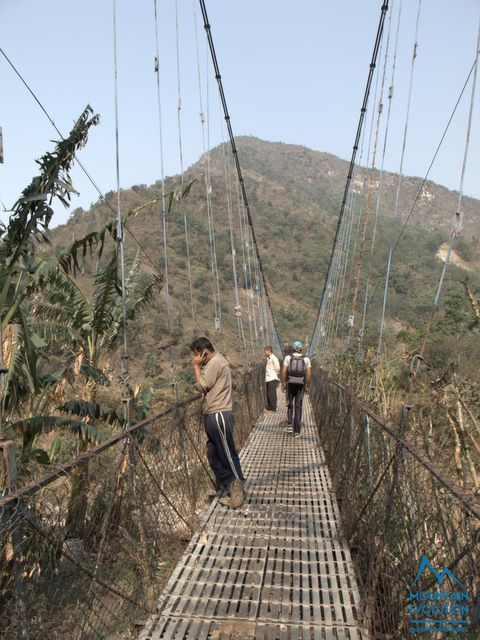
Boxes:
[214,412,241,482]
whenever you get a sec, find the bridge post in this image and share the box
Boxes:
[1,440,29,639]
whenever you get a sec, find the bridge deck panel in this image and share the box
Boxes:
[140,396,368,639]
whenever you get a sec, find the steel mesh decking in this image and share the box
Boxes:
[140,396,368,640]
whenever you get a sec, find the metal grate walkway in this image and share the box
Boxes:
[140,395,368,640]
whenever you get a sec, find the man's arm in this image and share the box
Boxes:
[192,353,204,382]
[281,364,288,389]
[305,367,311,390]
[192,353,205,395]
[273,354,281,375]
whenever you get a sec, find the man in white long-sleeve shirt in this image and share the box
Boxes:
[264,346,280,412]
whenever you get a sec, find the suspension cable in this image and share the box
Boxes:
[112,0,131,425]
[319,11,387,353]
[317,17,384,354]
[0,47,163,276]
[221,129,248,353]
[235,175,255,350]
[2,21,204,360]
[175,0,184,178]
[309,0,390,356]
[347,16,388,345]
[198,0,281,350]
[368,54,480,309]
[377,0,422,356]
[357,0,399,352]
[152,0,176,383]
[2,41,206,356]
[332,111,372,349]
[172,0,196,334]
[194,14,223,333]
[205,85,223,333]
[417,13,480,363]
[3,44,240,363]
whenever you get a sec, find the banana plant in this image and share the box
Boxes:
[0,107,100,459]
[0,105,192,474]
[0,106,99,332]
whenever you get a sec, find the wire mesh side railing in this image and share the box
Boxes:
[0,364,265,640]
[310,363,480,639]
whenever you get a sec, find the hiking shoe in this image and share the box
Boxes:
[284,424,293,433]
[228,479,245,509]
[294,432,301,439]
[219,496,231,507]
[209,487,228,501]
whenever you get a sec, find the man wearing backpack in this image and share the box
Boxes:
[281,341,311,437]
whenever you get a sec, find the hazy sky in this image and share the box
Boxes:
[1,0,479,228]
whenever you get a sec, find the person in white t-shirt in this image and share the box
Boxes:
[263,346,280,412]
[281,341,311,437]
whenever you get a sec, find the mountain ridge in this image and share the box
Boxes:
[47,136,480,393]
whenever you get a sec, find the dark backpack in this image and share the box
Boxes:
[287,356,306,386]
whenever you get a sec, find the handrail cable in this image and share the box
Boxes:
[309,0,390,355]
[417,13,480,362]
[198,0,281,350]
[326,372,480,520]
[377,0,422,357]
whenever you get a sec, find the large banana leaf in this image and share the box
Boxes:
[2,106,99,271]
[10,415,106,443]
[59,399,124,427]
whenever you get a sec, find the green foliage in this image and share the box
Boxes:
[4,134,480,481]
[9,414,106,460]
[1,106,99,270]
[59,399,123,427]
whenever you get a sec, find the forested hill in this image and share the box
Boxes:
[48,136,480,398]
[227,137,480,235]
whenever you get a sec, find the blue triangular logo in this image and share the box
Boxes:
[413,555,465,588]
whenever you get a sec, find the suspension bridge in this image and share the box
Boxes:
[1,0,480,638]
[140,396,366,640]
